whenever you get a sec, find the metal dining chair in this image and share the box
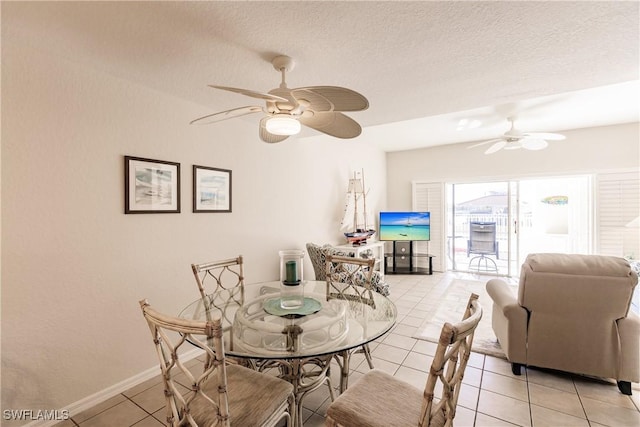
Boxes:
[139,299,294,427]
[325,293,482,427]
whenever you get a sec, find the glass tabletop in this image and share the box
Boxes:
[179,280,397,359]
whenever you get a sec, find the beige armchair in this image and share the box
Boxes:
[487,253,639,395]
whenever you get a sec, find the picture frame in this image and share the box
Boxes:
[124,156,180,214]
[193,165,232,213]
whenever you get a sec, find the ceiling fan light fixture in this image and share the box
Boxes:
[265,115,301,135]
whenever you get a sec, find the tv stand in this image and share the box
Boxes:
[384,241,434,275]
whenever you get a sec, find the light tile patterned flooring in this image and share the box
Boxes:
[57,272,640,427]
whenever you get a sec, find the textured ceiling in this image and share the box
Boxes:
[3,1,639,151]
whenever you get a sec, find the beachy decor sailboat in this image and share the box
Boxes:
[340,170,376,246]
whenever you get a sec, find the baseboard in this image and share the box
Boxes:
[21,348,204,427]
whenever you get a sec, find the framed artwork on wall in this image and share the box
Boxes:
[124,156,180,214]
[193,165,232,213]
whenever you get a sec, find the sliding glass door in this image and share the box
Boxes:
[449,181,510,274]
[508,181,520,276]
[447,175,591,276]
[516,176,592,267]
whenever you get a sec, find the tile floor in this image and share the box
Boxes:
[57,272,640,427]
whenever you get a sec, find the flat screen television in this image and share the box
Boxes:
[379,211,430,241]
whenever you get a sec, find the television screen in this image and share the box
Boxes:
[379,212,430,241]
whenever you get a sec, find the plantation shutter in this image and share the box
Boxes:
[596,171,640,258]
[413,182,445,272]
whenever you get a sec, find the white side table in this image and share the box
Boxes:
[334,241,386,281]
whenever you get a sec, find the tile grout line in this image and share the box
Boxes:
[72,393,131,427]
[121,393,159,426]
[570,376,593,427]
[525,368,533,427]
[471,354,486,427]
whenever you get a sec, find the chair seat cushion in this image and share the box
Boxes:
[190,364,292,427]
[326,369,422,427]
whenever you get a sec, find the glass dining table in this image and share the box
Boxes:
[179,280,397,427]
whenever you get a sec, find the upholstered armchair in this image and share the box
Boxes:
[306,242,389,296]
[486,253,639,395]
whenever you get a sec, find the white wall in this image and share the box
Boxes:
[0,40,386,419]
[386,122,639,209]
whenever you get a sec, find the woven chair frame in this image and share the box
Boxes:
[419,293,482,427]
[139,299,229,427]
[191,255,245,302]
[141,299,294,427]
[325,254,377,391]
[325,255,376,308]
[191,256,246,367]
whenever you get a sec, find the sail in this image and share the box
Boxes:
[340,192,369,231]
[340,170,375,234]
[340,192,356,231]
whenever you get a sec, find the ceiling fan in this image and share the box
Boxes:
[190,55,369,143]
[468,117,566,154]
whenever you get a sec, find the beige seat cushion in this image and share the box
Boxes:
[326,369,423,427]
[190,364,293,427]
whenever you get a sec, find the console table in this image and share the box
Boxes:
[384,240,434,275]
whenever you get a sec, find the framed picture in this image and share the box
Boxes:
[193,165,232,213]
[124,156,180,214]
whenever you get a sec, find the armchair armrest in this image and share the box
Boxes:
[486,279,528,364]
[486,279,520,315]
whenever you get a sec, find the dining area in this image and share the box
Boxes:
[139,251,398,427]
[138,246,483,427]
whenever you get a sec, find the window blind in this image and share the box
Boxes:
[596,171,640,258]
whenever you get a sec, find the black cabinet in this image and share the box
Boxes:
[384,241,434,275]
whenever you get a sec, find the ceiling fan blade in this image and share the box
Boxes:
[291,86,369,112]
[467,138,503,149]
[300,112,362,139]
[503,142,523,150]
[259,117,289,143]
[190,106,263,125]
[485,140,507,154]
[209,85,288,102]
[521,138,549,150]
[524,132,566,141]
